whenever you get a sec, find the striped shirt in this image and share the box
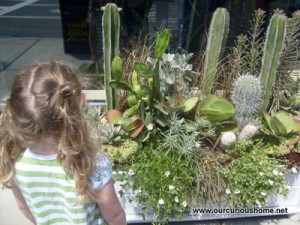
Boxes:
[14,149,113,225]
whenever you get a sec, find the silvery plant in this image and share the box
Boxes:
[150,52,194,101]
[231,73,262,130]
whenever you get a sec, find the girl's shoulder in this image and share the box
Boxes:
[90,152,113,190]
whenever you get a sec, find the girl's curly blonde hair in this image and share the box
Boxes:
[0,61,99,203]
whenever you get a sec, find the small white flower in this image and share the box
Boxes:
[146,123,154,130]
[181,200,187,207]
[158,199,165,205]
[128,169,134,176]
[175,196,179,203]
[195,142,201,148]
[168,185,175,191]
[225,189,231,195]
[279,172,284,176]
[135,189,142,194]
[259,172,264,176]
[292,168,298,174]
[165,171,171,177]
[256,200,262,207]
[268,179,274,185]
[234,190,240,194]
[286,185,292,191]
[261,192,267,196]
[273,169,279,176]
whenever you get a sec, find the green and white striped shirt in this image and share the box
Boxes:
[14,149,112,225]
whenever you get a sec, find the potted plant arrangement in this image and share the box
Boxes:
[84,3,300,225]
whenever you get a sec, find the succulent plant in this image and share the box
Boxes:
[197,95,235,123]
[238,124,260,141]
[103,139,139,166]
[263,111,300,135]
[220,132,237,150]
[231,74,262,130]
[158,52,194,102]
[259,13,287,112]
[203,7,229,95]
[102,3,121,110]
[98,122,124,145]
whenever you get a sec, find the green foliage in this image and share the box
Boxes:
[158,53,194,104]
[119,146,195,224]
[263,111,297,135]
[194,152,227,204]
[98,122,124,144]
[231,74,262,129]
[161,114,201,162]
[222,141,288,207]
[243,9,265,75]
[270,11,300,113]
[197,95,235,122]
[155,29,170,59]
[103,3,121,109]
[90,8,300,223]
[103,139,139,167]
[260,13,287,113]
[203,7,229,95]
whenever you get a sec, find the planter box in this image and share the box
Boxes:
[114,171,300,223]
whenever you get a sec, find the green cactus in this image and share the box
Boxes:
[259,13,287,113]
[231,74,262,129]
[202,7,229,95]
[103,3,120,110]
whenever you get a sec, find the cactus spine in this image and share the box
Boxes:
[259,14,286,113]
[203,8,229,95]
[103,3,120,110]
[231,74,262,129]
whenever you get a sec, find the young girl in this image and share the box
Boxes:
[0,61,127,225]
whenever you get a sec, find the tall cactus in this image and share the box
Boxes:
[202,8,229,95]
[102,3,120,110]
[259,13,286,113]
[231,74,262,130]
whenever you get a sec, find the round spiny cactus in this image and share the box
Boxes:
[231,74,262,129]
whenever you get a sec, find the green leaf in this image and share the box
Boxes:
[132,70,139,87]
[154,102,169,115]
[124,101,141,117]
[109,80,133,91]
[112,56,123,80]
[197,95,234,122]
[106,109,122,124]
[128,94,138,107]
[293,118,300,132]
[133,84,149,97]
[117,116,133,127]
[272,111,294,134]
[134,62,155,78]
[155,29,170,59]
[183,97,199,112]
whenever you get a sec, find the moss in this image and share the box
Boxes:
[103,139,139,167]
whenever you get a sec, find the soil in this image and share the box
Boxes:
[285,151,300,168]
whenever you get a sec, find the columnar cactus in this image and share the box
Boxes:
[202,8,229,95]
[259,13,287,113]
[231,74,262,129]
[102,3,120,110]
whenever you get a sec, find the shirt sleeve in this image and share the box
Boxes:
[90,152,113,190]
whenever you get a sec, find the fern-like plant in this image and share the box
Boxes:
[162,113,200,162]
